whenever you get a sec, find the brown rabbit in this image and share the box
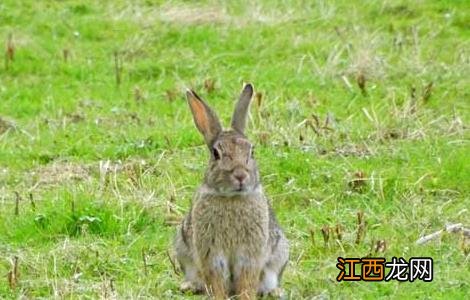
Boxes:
[174,84,289,299]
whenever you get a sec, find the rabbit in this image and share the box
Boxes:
[174,83,289,300]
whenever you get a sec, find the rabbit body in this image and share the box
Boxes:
[174,84,288,299]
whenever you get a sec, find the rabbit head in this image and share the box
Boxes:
[186,84,259,195]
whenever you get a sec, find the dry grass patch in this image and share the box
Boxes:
[108,2,229,26]
[158,3,229,25]
[30,161,91,187]
[109,2,300,27]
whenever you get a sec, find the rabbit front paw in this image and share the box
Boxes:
[180,280,204,294]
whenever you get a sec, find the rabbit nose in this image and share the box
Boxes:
[233,170,248,184]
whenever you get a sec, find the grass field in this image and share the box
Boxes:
[1,0,469,298]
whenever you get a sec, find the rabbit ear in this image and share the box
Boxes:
[231,83,254,134]
[186,89,222,145]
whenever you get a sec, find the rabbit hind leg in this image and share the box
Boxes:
[258,235,289,296]
[175,227,204,293]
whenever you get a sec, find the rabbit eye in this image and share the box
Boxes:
[212,147,221,160]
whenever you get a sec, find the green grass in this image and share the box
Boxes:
[1,0,469,298]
